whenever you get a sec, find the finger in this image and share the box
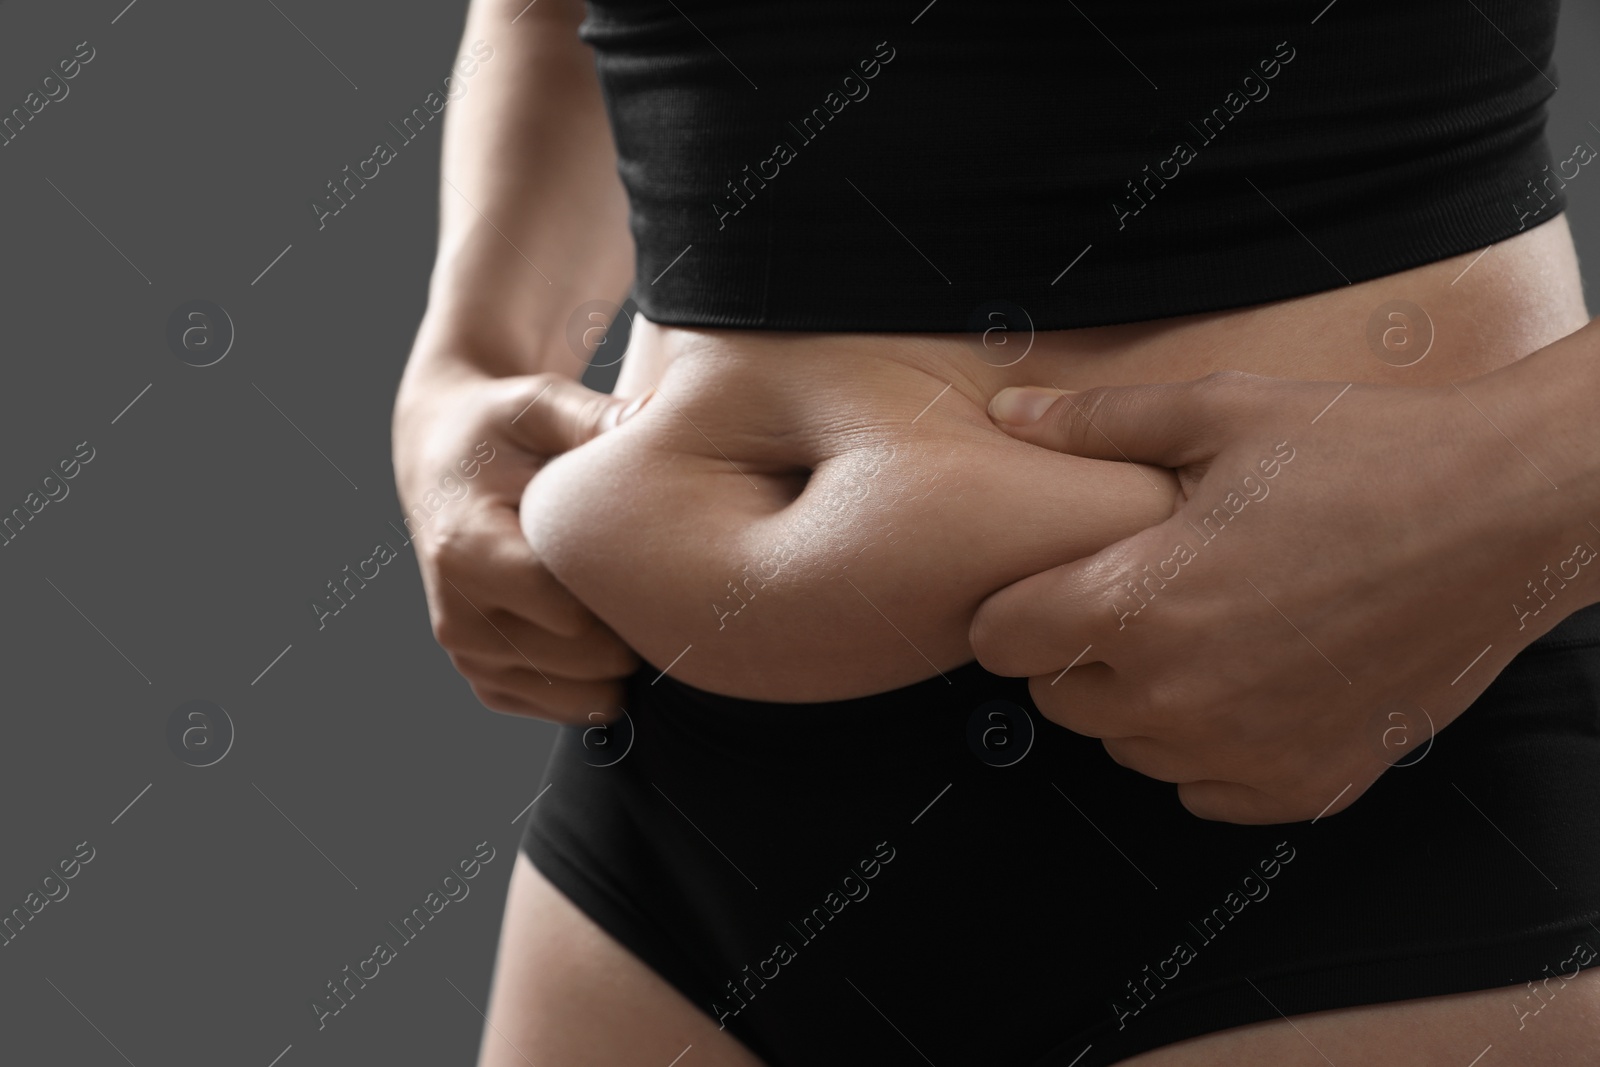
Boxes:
[1022,664,1151,741]
[970,561,1100,677]
[985,372,1261,467]
[1100,735,1210,784]
[433,577,631,672]
[971,514,1193,678]
[1177,778,1365,825]
[471,672,629,726]
[450,616,639,680]
[500,373,650,457]
[428,503,600,638]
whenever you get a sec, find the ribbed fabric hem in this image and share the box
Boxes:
[629,197,1570,335]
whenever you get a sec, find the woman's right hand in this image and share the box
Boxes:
[392,336,643,725]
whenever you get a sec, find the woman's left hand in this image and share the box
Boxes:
[969,366,1600,825]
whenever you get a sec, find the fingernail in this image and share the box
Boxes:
[989,386,1069,425]
[611,389,654,429]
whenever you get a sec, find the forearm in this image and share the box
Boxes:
[411,0,633,385]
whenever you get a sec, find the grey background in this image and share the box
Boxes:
[0,2,1595,1065]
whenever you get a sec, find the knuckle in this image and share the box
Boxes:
[431,611,471,650]
[477,683,564,722]
[1140,674,1191,723]
[1193,369,1259,418]
[1049,387,1107,443]
[521,371,562,401]
[1101,737,1143,773]
[424,518,475,566]
[502,373,561,427]
[1198,368,1251,388]
[1196,368,1266,396]
[1175,781,1222,821]
[471,684,518,715]
[573,391,615,440]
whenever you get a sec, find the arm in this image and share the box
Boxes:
[404,0,632,378]
[391,0,641,724]
[971,315,1600,823]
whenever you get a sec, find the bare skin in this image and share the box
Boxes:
[519,218,1588,702]
[973,318,1600,823]
[500,221,1600,1067]
[393,1,1600,1062]
[476,854,767,1067]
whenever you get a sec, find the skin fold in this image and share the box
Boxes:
[517,216,1589,703]
[517,330,1183,700]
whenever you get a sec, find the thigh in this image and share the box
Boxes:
[476,851,768,1067]
[1123,970,1600,1066]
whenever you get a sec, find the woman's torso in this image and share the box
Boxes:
[520,215,1589,700]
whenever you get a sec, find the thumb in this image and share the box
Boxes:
[505,374,652,456]
[987,375,1243,467]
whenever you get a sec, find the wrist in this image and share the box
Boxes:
[406,303,563,378]
[421,247,632,382]
[397,300,598,423]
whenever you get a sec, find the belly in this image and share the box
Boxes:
[520,216,1590,701]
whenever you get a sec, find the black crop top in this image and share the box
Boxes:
[577,0,1566,332]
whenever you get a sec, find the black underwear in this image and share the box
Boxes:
[522,601,1600,1065]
